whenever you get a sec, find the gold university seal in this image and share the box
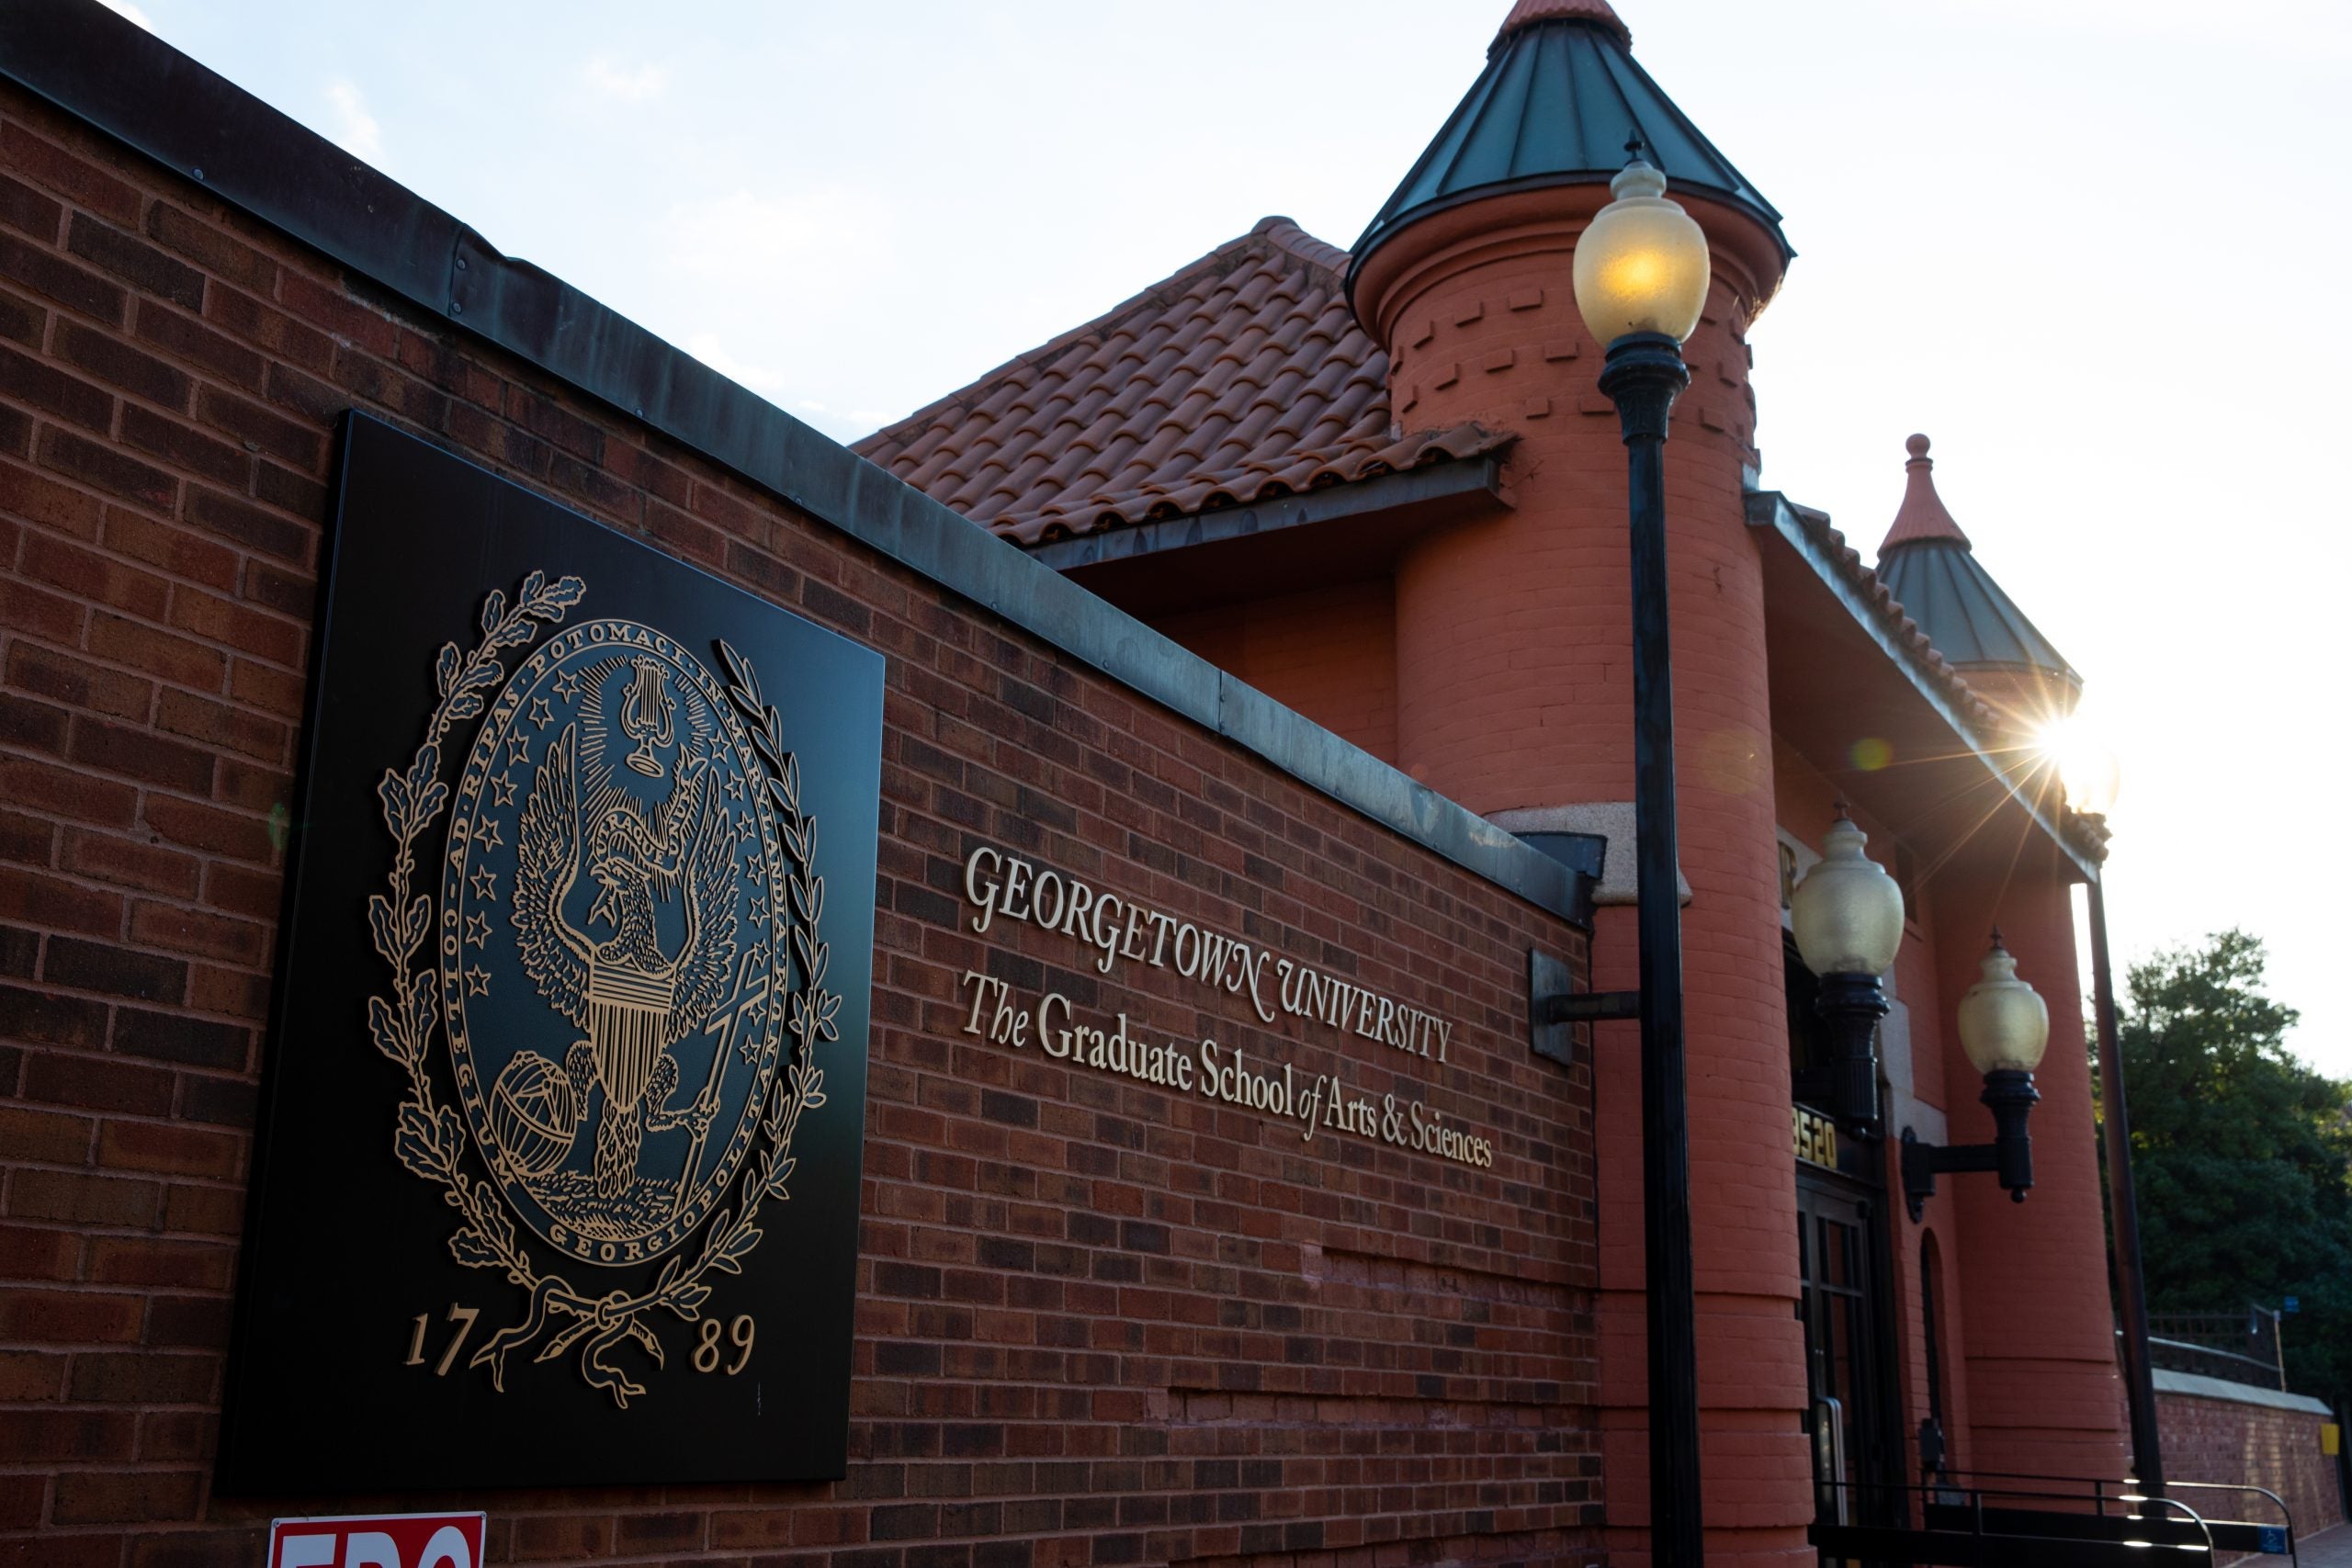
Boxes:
[368,572,839,1404]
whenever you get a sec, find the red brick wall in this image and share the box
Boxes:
[2158,1388,2344,1547]
[1150,579,1398,764]
[0,83,1602,1567]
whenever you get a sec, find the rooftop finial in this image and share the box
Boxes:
[1495,0,1632,51]
[1878,430,1973,557]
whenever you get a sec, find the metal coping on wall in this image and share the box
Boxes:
[2150,1370,2335,1419]
[0,0,1596,930]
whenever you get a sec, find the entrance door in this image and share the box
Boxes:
[1798,1172,1898,1558]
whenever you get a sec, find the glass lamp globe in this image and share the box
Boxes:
[1572,159,1712,345]
[1956,936,2049,1076]
[1790,811,1905,977]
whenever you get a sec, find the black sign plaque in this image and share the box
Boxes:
[220,414,881,1491]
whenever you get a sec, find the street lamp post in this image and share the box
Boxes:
[2064,747,2165,1494]
[1572,150,1713,1568]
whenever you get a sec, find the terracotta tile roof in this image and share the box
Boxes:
[854,216,1510,547]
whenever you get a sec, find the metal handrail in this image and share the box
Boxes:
[1817,1473,2221,1562]
[1815,1396,1849,1527]
[1930,1465,2137,1509]
[2165,1479,2298,1564]
[2118,1489,2224,1560]
[2141,1329,2292,1388]
[1938,1466,2299,1559]
[1827,1471,2219,1517]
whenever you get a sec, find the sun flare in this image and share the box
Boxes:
[2035,715,2120,817]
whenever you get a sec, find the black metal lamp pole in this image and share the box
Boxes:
[1600,328,1706,1567]
[1572,145,1714,1564]
[2084,833,2165,1493]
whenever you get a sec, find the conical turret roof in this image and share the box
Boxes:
[1881,432,1971,550]
[1875,435,2078,686]
[1349,0,1789,288]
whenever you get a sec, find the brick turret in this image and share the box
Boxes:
[1349,4,1807,1561]
[1877,434,2082,734]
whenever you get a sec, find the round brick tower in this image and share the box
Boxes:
[1930,873,2132,1485]
[1348,3,1809,1561]
[1872,437,2128,1483]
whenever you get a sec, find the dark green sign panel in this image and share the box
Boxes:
[220,414,881,1491]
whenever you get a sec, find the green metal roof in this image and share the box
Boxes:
[1874,438,2077,685]
[1348,12,1791,286]
[1878,542,2079,684]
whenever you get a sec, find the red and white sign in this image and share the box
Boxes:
[266,1513,484,1568]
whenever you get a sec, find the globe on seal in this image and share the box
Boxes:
[490,1052,581,1179]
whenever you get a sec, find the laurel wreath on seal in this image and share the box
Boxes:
[366,570,839,1407]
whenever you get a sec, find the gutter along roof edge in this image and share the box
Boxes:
[1746,490,2098,883]
[0,0,1593,929]
[1025,457,1510,574]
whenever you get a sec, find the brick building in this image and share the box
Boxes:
[0,0,2228,1564]
[854,0,2143,1558]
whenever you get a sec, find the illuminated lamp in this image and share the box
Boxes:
[1901,932,2049,1220]
[1790,806,1906,1133]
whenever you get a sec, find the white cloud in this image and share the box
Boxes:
[583,57,671,104]
[96,0,154,28]
[661,186,898,292]
[684,333,786,396]
[324,78,383,163]
[650,189,910,438]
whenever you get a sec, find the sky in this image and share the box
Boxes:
[102,0,2352,1066]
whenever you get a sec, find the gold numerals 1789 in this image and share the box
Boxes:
[404,1303,480,1376]
[407,1303,753,1377]
[695,1314,754,1375]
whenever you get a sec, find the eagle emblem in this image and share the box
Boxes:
[447,626,783,1264]
[368,572,837,1404]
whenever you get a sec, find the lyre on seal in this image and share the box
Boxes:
[618,658,675,777]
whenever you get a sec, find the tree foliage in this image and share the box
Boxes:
[2109,930,2352,1395]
